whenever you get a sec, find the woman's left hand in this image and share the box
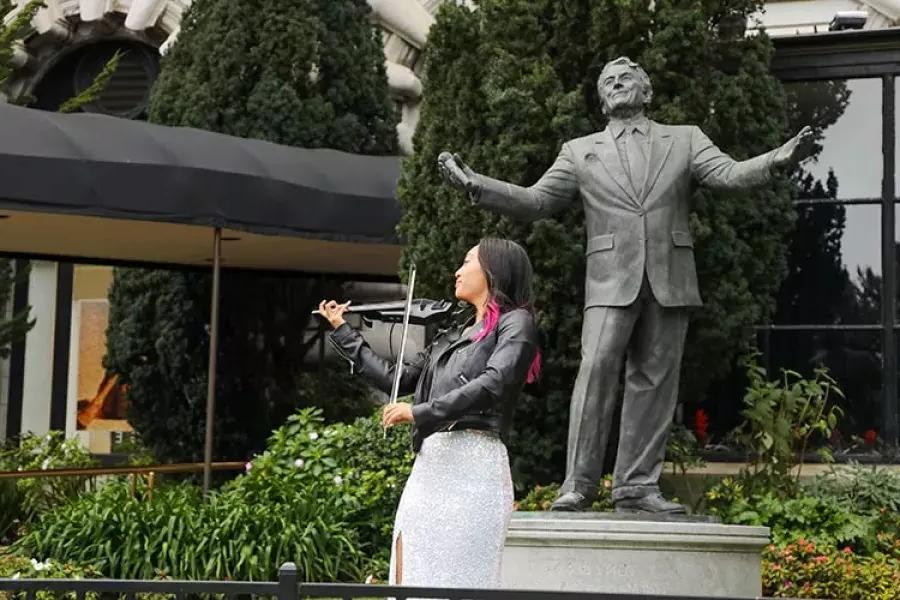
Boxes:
[382,402,413,427]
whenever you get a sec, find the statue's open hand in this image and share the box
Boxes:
[438,151,479,197]
[772,125,814,168]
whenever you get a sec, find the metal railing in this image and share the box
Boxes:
[0,462,246,480]
[0,563,785,600]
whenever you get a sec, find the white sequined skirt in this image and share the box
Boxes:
[388,430,514,591]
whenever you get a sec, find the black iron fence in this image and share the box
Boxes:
[0,563,786,600]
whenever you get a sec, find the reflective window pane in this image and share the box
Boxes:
[786,78,882,201]
[776,204,881,324]
[768,330,882,446]
[693,331,883,450]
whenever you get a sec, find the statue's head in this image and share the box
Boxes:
[597,57,653,116]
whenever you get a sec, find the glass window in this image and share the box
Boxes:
[691,330,882,452]
[786,78,882,201]
[770,330,882,444]
[776,204,881,324]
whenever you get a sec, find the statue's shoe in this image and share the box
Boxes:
[549,491,592,512]
[615,493,687,514]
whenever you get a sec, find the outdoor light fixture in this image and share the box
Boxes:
[829,11,867,31]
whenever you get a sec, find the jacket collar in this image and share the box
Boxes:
[609,116,650,139]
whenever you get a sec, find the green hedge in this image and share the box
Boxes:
[15,408,412,582]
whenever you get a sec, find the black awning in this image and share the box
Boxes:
[0,103,404,274]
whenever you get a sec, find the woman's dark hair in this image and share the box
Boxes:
[476,237,535,311]
[472,238,541,382]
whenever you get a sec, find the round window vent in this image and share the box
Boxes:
[73,42,158,119]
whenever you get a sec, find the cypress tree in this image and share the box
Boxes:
[105,0,397,463]
[398,0,796,487]
[0,2,40,362]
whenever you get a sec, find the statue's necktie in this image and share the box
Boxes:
[626,128,647,197]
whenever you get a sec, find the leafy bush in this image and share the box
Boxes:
[763,539,900,599]
[804,464,900,515]
[16,475,359,582]
[0,432,96,542]
[731,355,843,495]
[15,408,411,582]
[233,407,412,576]
[707,479,875,551]
[0,548,101,600]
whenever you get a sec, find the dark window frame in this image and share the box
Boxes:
[770,28,900,449]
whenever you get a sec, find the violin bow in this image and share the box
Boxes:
[385,264,417,438]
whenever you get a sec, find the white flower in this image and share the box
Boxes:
[40,458,50,470]
[30,558,48,571]
[333,475,343,486]
[293,458,305,469]
[309,432,319,441]
[244,462,253,472]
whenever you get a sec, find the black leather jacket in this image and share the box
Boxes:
[329,308,539,451]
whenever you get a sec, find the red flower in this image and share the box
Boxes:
[694,409,709,444]
[864,429,878,446]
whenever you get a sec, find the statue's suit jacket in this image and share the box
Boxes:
[474,122,777,308]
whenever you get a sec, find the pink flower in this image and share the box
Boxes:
[244,462,252,472]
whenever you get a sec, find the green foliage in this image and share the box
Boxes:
[0,260,33,362]
[0,549,101,600]
[516,477,614,512]
[731,354,843,493]
[398,0,794,487]
[15,471,359,582]
[234,407,412,577]
[707,479,875,551]
[703,364,900,564]
[16,408,411,582]
[148,0,396,153]
[707,463,900,556]
[106,0,397,465]
[805,464,900,515]
[762,539,900,599]
[0,432,96,543]
[666,422,706,475]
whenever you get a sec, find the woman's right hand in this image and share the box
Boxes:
[317,299,351,330]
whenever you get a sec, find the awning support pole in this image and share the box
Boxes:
[202,227,222,498]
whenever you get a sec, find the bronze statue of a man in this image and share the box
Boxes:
[439,57,811,513]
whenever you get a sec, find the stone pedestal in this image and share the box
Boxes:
[501,512,769,598]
